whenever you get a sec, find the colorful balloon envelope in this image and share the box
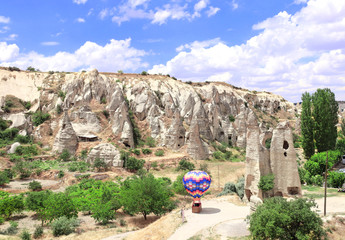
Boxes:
[183,171,211,200]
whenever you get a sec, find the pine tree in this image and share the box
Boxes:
[301,92,315,159]
[312,88,338,152]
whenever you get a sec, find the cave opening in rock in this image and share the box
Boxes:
[283,140,289,150]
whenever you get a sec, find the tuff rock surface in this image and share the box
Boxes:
[86,143,123,167]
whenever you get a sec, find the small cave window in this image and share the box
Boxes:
[283,140,289,150]
[284,152,287,157]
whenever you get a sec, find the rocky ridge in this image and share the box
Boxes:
[0,68,297,160]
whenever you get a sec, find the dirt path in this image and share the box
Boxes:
[168,198,250,240]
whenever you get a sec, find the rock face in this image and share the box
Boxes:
[245,119,301,201]
[270,122,301,196]
[0,68,297,161]
[53,111,78,154]
[187,121,209,160]
[7,142,20,154]
[164,111,186,149]
[87,143,123,167]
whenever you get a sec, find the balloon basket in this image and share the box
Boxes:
[192,200,202,213]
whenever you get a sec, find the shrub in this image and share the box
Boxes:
[102,110,109,119]
[5,221,18,235]
[176,159,195,171]
[142,148,152,155]
[258,174,275,192]
[20,229,31,240]
[0,216,4,224]
[133,149,141,156]
[15,135,31,144]
[33,226,43,239]
[173,172,188,195]
[59,149,71,162]
[120,219,127,226]
[32,111,51,126]
[58,90,66,101]
[51,216,79,237]
[0,172,9,186]
[155,149,164,156]
[141,71,148,75]
[311,174,323,187]
[126,157,145,171]
[15,145,39,156]
[80,149,88,160]
[229,115,235,122]
[217,182,236,196]
[249,197,326,240]
[93,158,108,172]
[328,171,345,188]
[56,104,63,115]
[145,137,156,147]
[29,180,42,191]
[101,97,107,104]
[58,170,65,178]
[213,151,223,160]
[151,162,158,169]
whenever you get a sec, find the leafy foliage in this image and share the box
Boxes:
[328,171,345,188]
[142,148,152,155]
[304,150,341,176]
[0,171,9,186]
[33,226,43,239]
[0,194,24,219]
[172,172,189,195]
[154,149,164,156]
[29,180,42,191]
[125,157,145,171]
[40,193,78,223]
[312,88,338,152]
[92,158,108,172]
[51,216,79,237]
[59,149,71,161]
[301,92,315,159]
[32,111,51,126]
[121,173,174,220]
[258,174,275,192]
[128,110,141,147]
[249,197,326,240]
[217,177,245,199]
[176,158,195,171]
[145,136,156,147]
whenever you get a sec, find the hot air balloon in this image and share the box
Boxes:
[183,170,211,213]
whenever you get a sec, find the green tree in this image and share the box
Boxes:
[0,171,9,186]
[328,171,345,188]
[0,194,24,219]
[40,193,78,223]
[121,174,174,220]
[301,92,315,159]
[312,88,338,152]
[92,158,108,172]
[29,180,42,191]
[249,197,326,240]
[172,172,189,195]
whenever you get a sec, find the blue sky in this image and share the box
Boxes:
[1,0,345,102]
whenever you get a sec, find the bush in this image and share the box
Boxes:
[101,97,107,104]
[58,170,64,178]
[33,226,43,239]
[126,157,145,171]
[56,104,63,115]
[93,158,108,172]
[328,171,345,188]
[229,115,235,122]
[217,182,236,196]
[102,110,109,119]
[258,174,275,192]
[5,221,18,235]
[59,149,71,161]
[176,158,195,171]
[311,174,323,187]
[29,180,42,191]
[15,135,31,144]
[145,137,156,147]
[51,216,79,237]
[32,111,51,126]
[0,195,24,219]
[0,172,9,186]
[142,148,152,155]
[213,151,223,160]
[249,197,326,240]
[141,71,148,75]
[133,149,141,156]
[15,145,39,156]
[20,229,31,240]
[155,149,164,156]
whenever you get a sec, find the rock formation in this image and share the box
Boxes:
[0,68,297,161]
[164,111,186,149]
[245,117,301,201]
[87,143,123,167]
[53,110,78,154]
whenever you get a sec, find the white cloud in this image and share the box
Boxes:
[0,39,148,72]
[150,0,345,102]
[206,6,220,17]
[108,0,219,25]
[99,9,109,20]
[41,42,60,46]
[77,18,85,23]
[0,42,19,61]
[5,34,18,41]
[73,0,87,4]
[231,0,238,10]
[0,16,10,24]
[0,26,9,34]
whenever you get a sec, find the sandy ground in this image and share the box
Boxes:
[168,197,250,240]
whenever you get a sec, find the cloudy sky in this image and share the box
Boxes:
[1,0,345,102]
